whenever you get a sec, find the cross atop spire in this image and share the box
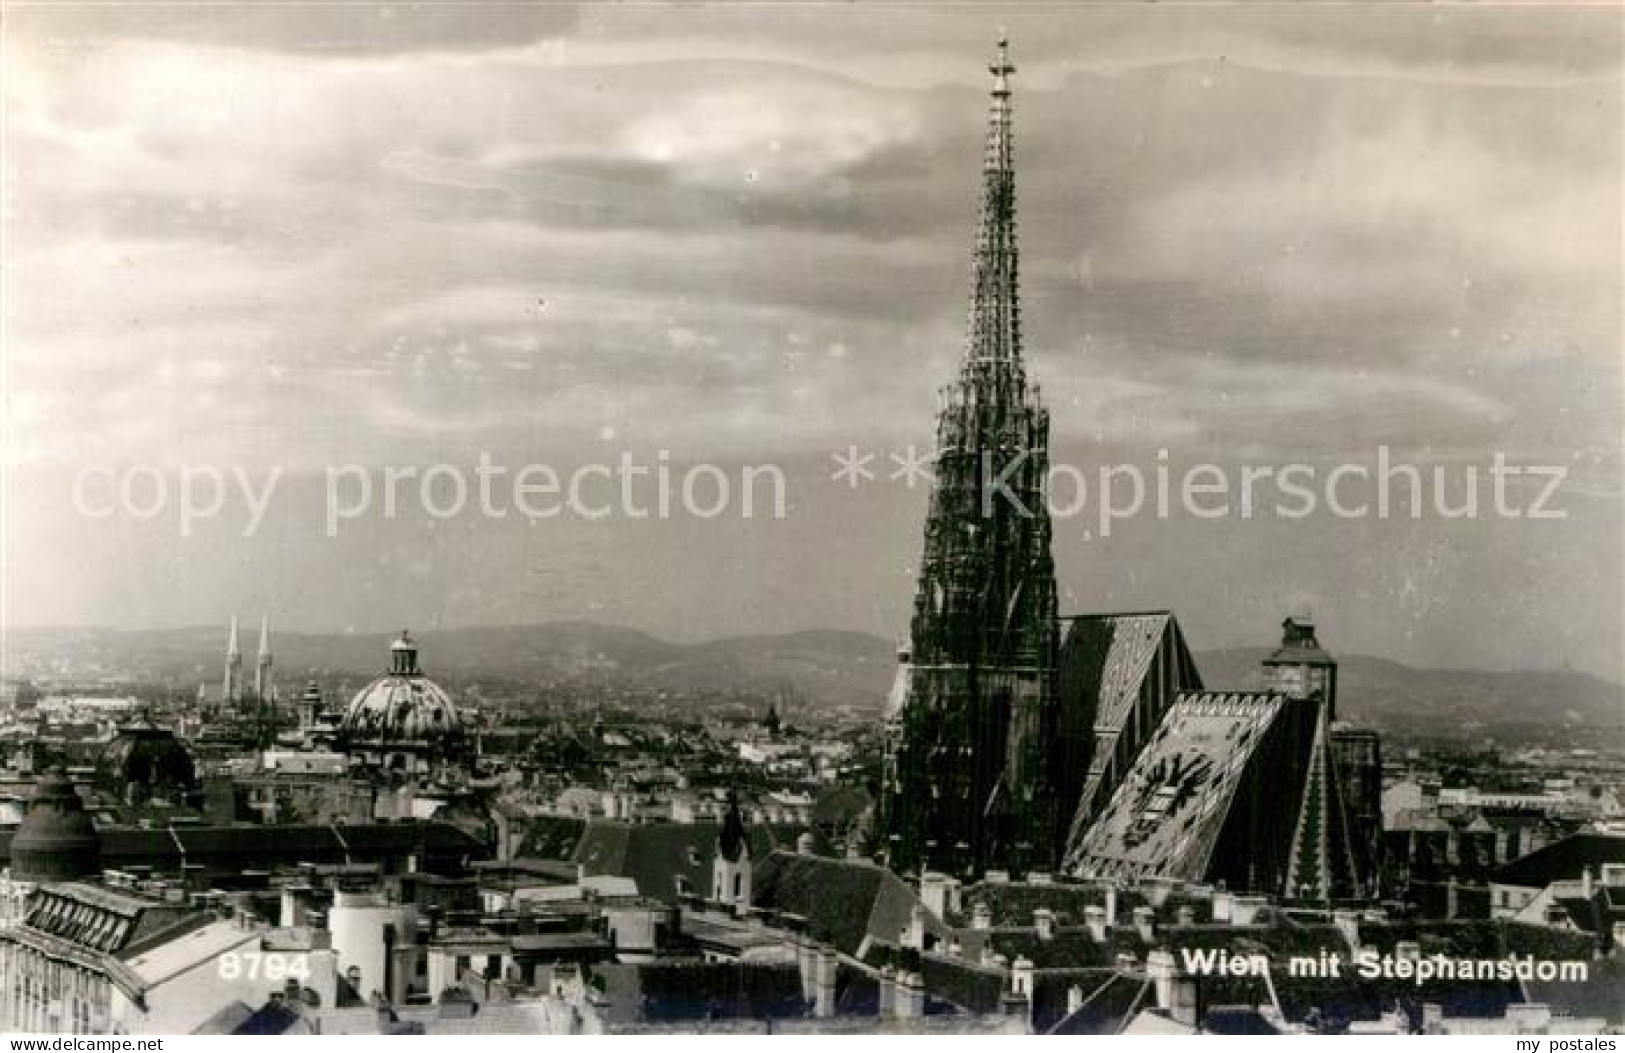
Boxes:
[962,30,1023,374]
[989,28,1015,95]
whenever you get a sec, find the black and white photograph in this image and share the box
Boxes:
[0,0,1621,1040]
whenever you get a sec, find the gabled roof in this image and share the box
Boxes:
[590,961,805,1024]
[1042,971,1151,1035]
[191,1002,254,1035]
[514,816,585,860]
[22,882,200,955]
[121,917,262,986]
[1059,613,1192,732]
[233,1000,313,1036]
[1490,834,1625,889]
[954,880,1149,928]
[751,850,943,956]
[572,820,817,905]
[0,821,486,874]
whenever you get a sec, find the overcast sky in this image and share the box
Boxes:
[3,3,1620,681]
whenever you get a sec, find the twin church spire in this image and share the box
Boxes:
[220,615,275,706]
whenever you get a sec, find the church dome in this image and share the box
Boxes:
[99,721,197,802]
[11,767,101,882]
[340,632,466,752]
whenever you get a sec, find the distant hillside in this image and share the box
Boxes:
[1,622,898,706]
[4,623,1619,736]
[1196,647,1623,738]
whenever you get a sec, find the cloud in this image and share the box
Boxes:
[8,2,578,56]
[2,5,1620,677]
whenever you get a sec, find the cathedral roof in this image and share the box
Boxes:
[98,721,197,793]
[1059,612,1200,732]
[1068,692,1291,884]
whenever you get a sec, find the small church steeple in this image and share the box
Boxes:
[713,791,752,912]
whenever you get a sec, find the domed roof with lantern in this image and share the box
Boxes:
[340,632,467,752]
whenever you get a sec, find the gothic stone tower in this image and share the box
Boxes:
[1264,617,1364,902]
[882,34,1060,878]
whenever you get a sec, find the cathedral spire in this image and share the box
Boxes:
[964,30,1022,372]
[223,616,243,705]
[255,615,275,703]
[882,31,1059,878]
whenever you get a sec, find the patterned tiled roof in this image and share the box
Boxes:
[1056,612,1204,856]
[1070,692,1285,883]
[1063,614,1177,731]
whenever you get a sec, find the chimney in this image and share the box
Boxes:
[1331,909,1360,949]
[1175,905,1195,927]
[1104,884,1119,927]
[1132,905,1155,942]
[1010,955,1034,998]
[1147,948,1197,1027]
[1231,895,1266,926]
[281,885,311,928]
[895,970,925,1018]
[878,965,897,1018]
[1033,908,1055,941]
[903,902,929,950]
[1505,1003,1553,1034]
[919,872,948,919]
[797,934,819,1003]
[1066,984,1085,1016]
[1582,867,1594,898]
[814,945,839,1018]
[972,902,992,931]
[1211,889,1232,924]
[1084,905,1107,942]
